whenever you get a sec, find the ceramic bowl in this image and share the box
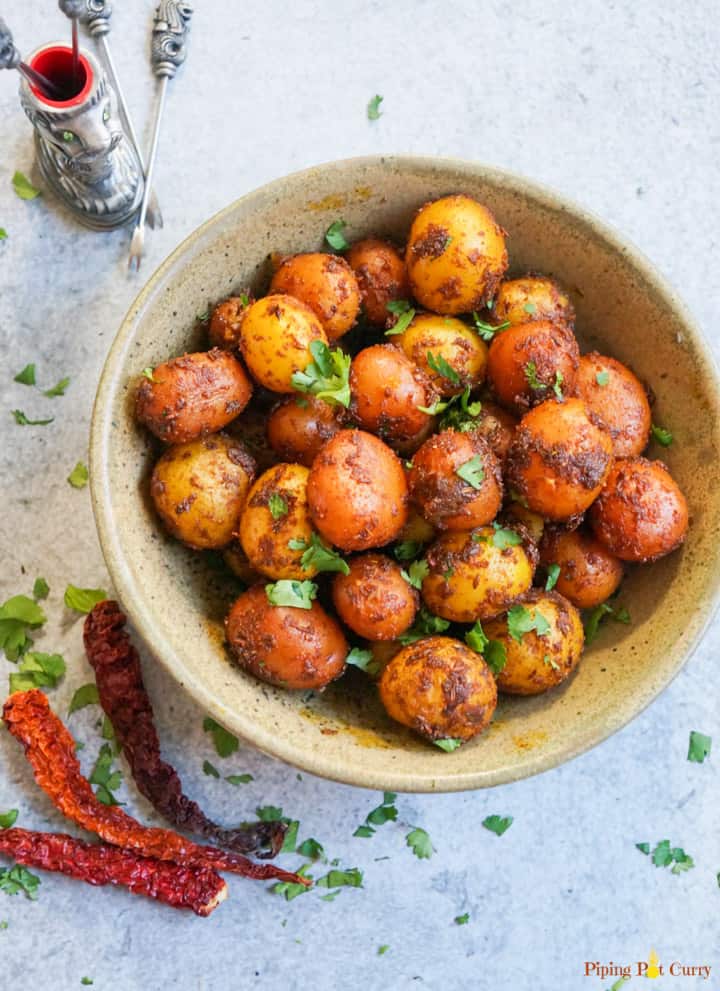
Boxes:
[90,155,720,792]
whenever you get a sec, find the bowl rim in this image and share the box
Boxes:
[90,153,720,792]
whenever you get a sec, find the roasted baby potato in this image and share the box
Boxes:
[472,401,518,465]
[222,541,263,584]
[150,434,256,550]
[396,507,436,548]
[397,312,488,397]
[307,430,409,551]
[346,237,410,325]
[408,430,503,530]
[575,352,651,457]
[266,395,342,467]
[493,275,575,327]
[225,584,347,690]
[208,294,253,350]
[332,553,418,640]
[269,253,360,341]
[502,501,545,545]
[486,320,580,413]
[136,349,254,444]
[349,344,437,444]
[406,195,508,315]
[589,457,689,562]
[422,526,535,622]
[507,398,614,520]
[484,590,584,696]
[239,294,328,392]
[539,526,623,609]
[225,406,279,474]
[379,635,497,742]
[239,463,317,579]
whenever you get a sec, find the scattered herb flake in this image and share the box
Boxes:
[482,814,513,836]
[345,647,380,677]
[291,341,351,407]
[44,376,70,398]
[272,863,313,901]
[584,601,631,644]
[523,302,537,314]
[32,577,49,601]
[265,580,317,609]
[9,651,66,693]
[367,94,383,120]
[596,370,610,386]
[552,370,564,400]
[316,867,363,889]
[0,810,18,830]
[426,350,460,385]
[67,461,89,489]
[0,594,46,662]
[651,423,673,447]
[434,738,462,753]
[89,743,123,806]
[355,792,398,836]
[202,760,220,778]
[256,805,283,822]
[288,532,349,575]
[645,839,694,875]
[12,171,41,200]
[688,730,711,764]
[281,820,300,853]
[545,563,561,591]
[268,493,289,520]
[406,827,433,859]
[393,540,423,562]
[454,912,470,925]
[484,640,507,676]
[385,304,416,337]
[0,229,6,240]
[402,559,428,590]
[472,312,510,341]
[64,585,107,614]
[398,606,450,645]
[438,385,483,432]
[636,842,650,854]
[455,455,485,490]
[68,683,100,715]
[297,838,324,860]
[507,604,550,643]
[377,944,390,956]
[142,367,156,382]
[14,364,36,385]
[225,773,253,786]
[81,980,94,987]
[0,865,40,899]
[523,361,543,391]
[325,219,348,251]
[465,620,489,654]
[12,410,53,426]
[202,716,239,758]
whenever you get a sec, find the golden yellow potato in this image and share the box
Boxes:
[332,553,418,640]
[225,406,278,474]
[493,276,575,327]
[266,396,342,467]
[472,401,518,465]
[397,312,488,397]
[422,527,535,622]
[239,294,328,392]
[396,507,436,547]
[269,253,360,341]
[225,585,348,690]
[539,526,623,609]
[208,294,254,350]
[406,195,508,315]
[222,541,263,584]
[484,590,584,695]
[150,434,256,550]
[346,238,409,325]
[239,463,317,580]
[502,501,545,545]
[379,635,497,742]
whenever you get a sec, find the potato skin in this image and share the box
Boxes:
[307,430,409,551]
[408,430,503,530]
[332,553,418,640]
[239,463,316,579]
[406,195,508,315]
[539,526,623,609]
[150,434,256,550]
[346,238,410,325]
[588,457,689,562]
[506,398,614,520]
[266,396,342,467]
[422,526,536,622]
[484,590,584,696]
[136,349,253,444]
[349,344,437,444]
[493,276,575,327]
[379,635,497,742]
[398,312,488,397]
[269,253,360,341]
[208,294,253,350]
[472,401,518,465]
[239,294,328,393]
[396,507,436,547]
[575,352,651,457]
[225,585,347,690]
[486,320,580,413]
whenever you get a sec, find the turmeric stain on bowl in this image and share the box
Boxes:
[512,729,549,751]
[306,186,374,212]
[300,706,393,749]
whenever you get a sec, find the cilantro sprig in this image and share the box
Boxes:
[455,455,485,490]
[651,423,673,447]
[406,826,433,859]
[288,532,349,575]
[384,299,416,337]
[426,350,460,385]
[367,94,383,120]
[637,839,694,875]
[472,312,510,341]
[687,730,711,764]
[265,580,318,609]
[354,792,398,838]
[345,647,381,677]
[398,607,450,645]
[203,716,239,758]
[90,743,123,806]
[507,604,551,643]
[482,814,514,836]
[583,601,631,644]
[291,341,351,407]
[325,219,348,251]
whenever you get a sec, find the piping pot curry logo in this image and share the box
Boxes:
[584,949,713,982]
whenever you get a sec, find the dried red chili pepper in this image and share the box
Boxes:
[83,600,283,858]
[2,690,308,889]
[0,827,227,916]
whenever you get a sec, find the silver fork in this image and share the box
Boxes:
[128,0,193,272]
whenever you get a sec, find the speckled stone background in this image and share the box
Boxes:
[1,2,718,989]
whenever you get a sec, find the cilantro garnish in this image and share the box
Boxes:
[0,810,18,829]
[67,461,89,489]
[545,563,561,591]
[377,945,390,956]
[687,730,711,764]
[44,376,70,398]
[0,229,6,240]
[455,455,485,490]
[203,759,220,778]
[406,826,433,859]
[0,865,40,900]
[226,773,253,786]
[394,540,424,561]
[346,647,381,677]
[417,397,450,416]
[203,716,239,758]
[81,980,94,987]
[297,838,324,860]
[583,601,631,644]
[552,370,564,399]
[142,367,156,381]
[507,604,551,643]
[651,423,673,447]
[288,532,349,575]
[484,639,507,675]
[385,299,416,336]
[265,580,318,609]
[0,593,46,661]
[14,364,36,385]
[12,410,53,426]
[482,814,513,836]
[354,792,398,837]
[434,738,462,752]
[636,842,650,854]
[438,386,483,432]
[32,577,49,601]
[272,863,314,901]
[640,839,695,875]
[256,805,283,822]
[316,867,363,890]
[474,522,522,549]
[68,683,100,715]
[398,607,450,644]
[426,351,460,385]
[9,651,65,693]
[12,171,41,200]
[523,302,537,314]
[90,743,123,805]
[367,94,383,120]
[268,493,288,520]
[291,340,351,407]
[523,361,543,391]
[64,585,107,614]
[471,312,510,341]
[401,559,428,590]
[464,620,488,654]
[454,913,470,925]
[596,370,610,386]
[325,219,348,251]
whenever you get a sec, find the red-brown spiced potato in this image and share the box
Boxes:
[208,294,254,350]
[378,636,497,742]
[486,320,580,413]
[589,457,689,562]
[539,526,623,609]
[507,398,614,520]
[269,253,361,341]
[266,396,342,467]
[349,344,437,445]
[406,195,508,315]
[345,238,410,325]
[136,349,253,444]
[225,405,279,474]
[493,276,575,327]
[239,294,328,392]
[307,430,409,551]
[408,430,503,530]
[150,434,256,550]
[225,585,347,690]
[472,401,518,465]
[397,313,488,397]
[575,352,652,457]
[332,553,418,641]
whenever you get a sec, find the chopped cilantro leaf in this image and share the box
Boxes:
[434,738,462,752]
[454,912,470,925]
[583,601,631,644]
[489,523,523,548]
[596,370,610,386]
[636,842,650,854]
[552,370,564,399]
[44,376,70,397]
[265,579,317,609]
[268,493,288,519]
[288,532,349,575]
[406,826,433,859]
[32,577,49,601]
[12,171,41,200]
[346,647,380,677]
[291,341,351,407]
[651,423,673,446]
[0,229,6,240]
[64,585,107,614]
[377,945,390,956]
[0,865,40,899]
[507,604,551,643]
[402,559,428,590]
[398,607,450,644]
[316,867,363,889]
[281,820,300,852]
[297,838,324,860]
[646,838,694,874]
[0,810,18,830]
[67,461,89,489]
[256,805,283,822]
[203,716,239,758]
[465,620,489,654]
[438,385,483,431]
[545,563,561,591]
[523,361,543,391]
[386,299,412,315]
[367,94,383,120]
[385,302,415,336]
[9,651,65,693]
[14,363,36,385]
[482,814,513,836]
[142,367,156,382]
[455,455,485,489]
[273,863,313,901]
[12,410,53,426]
[484,640,507,675]
[81,980,94,986]
[325,219,348,251]
[226,773,253,786]
[426,350,460,385]
[417,397,450,416]
[89,743,123,805]
[523,302,537,315]
[0,593,46,661]
[472,312,510,341]
[68,683,100,715]
[203,759,220,778]
[394,540,423,561]
[355,792,397,836]
[687,730,711,764]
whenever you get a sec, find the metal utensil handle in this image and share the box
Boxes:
[79,0,112,37]
[151,0,193,79]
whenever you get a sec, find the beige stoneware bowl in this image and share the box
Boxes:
[90,156,720,792]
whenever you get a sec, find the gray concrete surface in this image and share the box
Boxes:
[0,2,718,988]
